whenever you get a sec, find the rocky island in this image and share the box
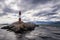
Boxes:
[1,11,38,33]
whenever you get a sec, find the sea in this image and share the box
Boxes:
[0,24,60,40]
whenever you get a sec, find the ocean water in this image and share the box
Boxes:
[0,24,60,40]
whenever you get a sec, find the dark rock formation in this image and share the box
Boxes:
[1,21,38,33]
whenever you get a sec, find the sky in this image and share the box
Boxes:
[0,0,60,24]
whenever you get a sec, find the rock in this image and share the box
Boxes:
[1,21,38,33]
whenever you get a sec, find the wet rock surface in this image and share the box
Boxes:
[0,25,60,40]
[1,22,37,33]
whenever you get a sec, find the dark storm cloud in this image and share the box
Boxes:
[20,0,37,11]
[46,16,60,20]
[0,7,18,17]
[0,13,7,16]
[0,0,18,17]
[21,0,52,11]
[3,7,18,13]
[43,12,57,16]
[32,0,52,4]
[52,8,58,12]
[0,0,5,2]
[52,4,60,12]
[22,0,52,4]
[33,11,57,16]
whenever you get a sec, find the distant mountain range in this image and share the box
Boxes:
[34,21,52,24]
[1,21,60,27]
[33,21,60,24]
[33,21,60,27]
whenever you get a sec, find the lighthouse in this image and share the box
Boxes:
[19,11,22,23]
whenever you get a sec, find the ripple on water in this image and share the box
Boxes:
[25,26,60,40]
[0,29,17,40]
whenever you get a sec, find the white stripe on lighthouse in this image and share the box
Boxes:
[19,15,21,18]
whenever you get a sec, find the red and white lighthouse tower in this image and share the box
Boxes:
[19,11,21,23]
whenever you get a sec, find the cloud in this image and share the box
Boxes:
[0,0,60,23]
[0,13,18,24]
[22,0,60,22]
[0,0,19,24]
[32,0,52,4]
